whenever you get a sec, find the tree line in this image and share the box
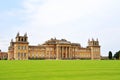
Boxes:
[108,50,120,60]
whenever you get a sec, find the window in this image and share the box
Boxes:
[24,46,26,50]
[20,46,23,50]
[18,38,20,41]
[18,53,20,57]
[18,46,20,50]
[21,38,23,41]
[28,53,30,56]
[32,53,34,57]
[24,53,26,57]
[22,46,25,50]
[18,52,20,60]
[24,38,26,42]
[21,53,23,57]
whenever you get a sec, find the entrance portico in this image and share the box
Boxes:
[56,45,71,60]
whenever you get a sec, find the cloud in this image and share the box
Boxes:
[20,0,107,25]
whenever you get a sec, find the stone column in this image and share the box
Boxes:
[69,47,71,59]
[62,47,64,59]
[59,46,61,59]
[66,47,68,59]
[61,46,63,59]
[56,46,58,60]
[49,48,51,59]
[71,47,73,59]
[69,47,72,59]
[56,45,61,60]
[74,48,76,59]
[61,46,62,59]
[66,47,67,59]
[73,47,75,59]
[45,48,47,59]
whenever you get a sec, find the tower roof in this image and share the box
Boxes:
[16,32,20,37]
[24,33,27,37]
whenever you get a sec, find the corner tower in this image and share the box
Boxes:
[14,33,29,60]
[8,39,14,60]
[88,38,101,60]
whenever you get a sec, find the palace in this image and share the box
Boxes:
[8,33,101,60]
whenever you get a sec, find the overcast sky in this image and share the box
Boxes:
[0,0,120,56]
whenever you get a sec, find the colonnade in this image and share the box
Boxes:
[56,45,72,59]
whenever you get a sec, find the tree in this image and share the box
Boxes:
[114,50,120,60]
[108,51,112,60]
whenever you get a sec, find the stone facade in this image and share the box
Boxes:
[0,50,8,60]
[8,33,101,60]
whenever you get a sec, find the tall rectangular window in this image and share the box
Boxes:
[24,46,26,50]
[18,46,20,50]
[24,53,26,57]
[18,52,20,60]
[21,46,23,50]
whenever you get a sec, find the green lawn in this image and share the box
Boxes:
[0,60,120,80]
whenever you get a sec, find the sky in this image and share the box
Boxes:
[0,0,120,56]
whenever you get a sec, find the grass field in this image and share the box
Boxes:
[0,60,120,80]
